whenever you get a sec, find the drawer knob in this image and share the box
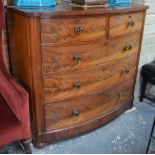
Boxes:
[124,44,132,51]
[72,110,80,117]
[128,21,135,27]
[75,20,80,24]
[74,27,83,33]
[122,67,129,74]
[119,92,127,99]
[73,55,81,63]
[73,82,81,89]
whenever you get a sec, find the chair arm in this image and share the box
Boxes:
[0,69,29,122]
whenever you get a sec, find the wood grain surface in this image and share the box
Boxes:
[109,12,143,38]
[43,54,137,102]
[45,77,135,130]
[41,16,106,45]
[42,33,140,74]
[6,4,147,148]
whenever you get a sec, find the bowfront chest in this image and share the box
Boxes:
[7,4,148,148]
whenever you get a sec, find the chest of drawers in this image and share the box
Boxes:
[6,4,148,148]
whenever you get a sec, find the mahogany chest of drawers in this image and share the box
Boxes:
[6,4,148,148]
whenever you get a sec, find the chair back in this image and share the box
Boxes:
[0,0,22,121]
[0,0,7,71]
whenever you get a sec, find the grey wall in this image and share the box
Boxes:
[133,0,155,101]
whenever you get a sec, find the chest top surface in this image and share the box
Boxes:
[7,4,148,18]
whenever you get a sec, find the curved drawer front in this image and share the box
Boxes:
[109,12,143,38]
[45,78,135,131]
[42,33,140,74]
[41,16,106,45]
[43,54,137,102]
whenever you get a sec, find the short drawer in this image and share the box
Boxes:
[42,33,140,74]
[41,16,106,45]
[45,78,134,131]
[109,12,143,38]
[43,54,137,102]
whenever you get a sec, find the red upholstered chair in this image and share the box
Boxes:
[0,0,31,153]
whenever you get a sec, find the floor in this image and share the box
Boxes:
[148,120,155,154]
[1,99,155,154]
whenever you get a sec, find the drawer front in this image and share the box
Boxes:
[45,78,135,131]
[43,54,137,102]
[42,33,140,74]
[41,16,106,45]
[109,12,143,38]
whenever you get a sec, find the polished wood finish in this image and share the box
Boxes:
[6,10,44,145]
[6,4,148,148]
[109,12,143,38]
[45,78,135,130]
[42,33,140,74]
[43,99,133,143]
[41,16,106,45]
[6,4,148,17]
[43,54,137,102]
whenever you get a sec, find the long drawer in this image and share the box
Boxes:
[42,33,140,74]
[41,16,106,45]
[43,54,137,102]
[45,77,135,131]
[109,12,143,38]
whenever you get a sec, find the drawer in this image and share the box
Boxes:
[109,12,143,38]
[45,78,135,131]
[43,54,137,102]
[41,16,106,45]
[42,33,140,74]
